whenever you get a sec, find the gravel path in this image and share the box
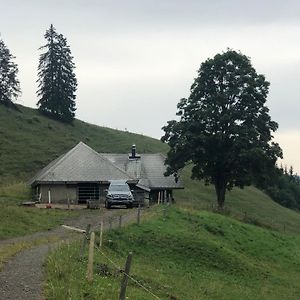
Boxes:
[0,207,140,300]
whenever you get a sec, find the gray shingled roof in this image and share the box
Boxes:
[102,153,183,189]
[30,142,183,190]
[29,142,133,184]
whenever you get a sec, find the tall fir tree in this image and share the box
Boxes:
[37,24,77,122]
[0,37,21,106]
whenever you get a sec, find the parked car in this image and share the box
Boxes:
[105,180,134,209]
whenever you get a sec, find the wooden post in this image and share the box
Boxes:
[137,205,141,225]
[99,221,103,248]
[87,232,95,282]
[119,215,122,228]
[119,252,133,300]
[48,189,51,204]
[79,224,91,258]
[67,194,70,210]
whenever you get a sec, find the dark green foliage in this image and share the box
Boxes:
[0,38,21,106]
[37,24,77,122]
[162,49,282,208]
[258,167,300,209]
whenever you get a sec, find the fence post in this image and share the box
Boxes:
[99,221,103,248]
[87,232,95,282]
[79,224,91,258]
[119,252,133,300]
[119,215,122,228]
[137,205,141,225]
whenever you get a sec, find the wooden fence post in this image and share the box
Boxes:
[99,221,103,248]
[79,224,91,258]
[119,252,133,300]
[87,232,95,282]
[67,194,70,210]
[137,205,141,225]
[119,215,122,228]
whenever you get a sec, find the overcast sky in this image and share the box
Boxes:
[1,0,300,172]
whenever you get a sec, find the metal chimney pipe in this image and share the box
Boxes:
[131,144,136,158]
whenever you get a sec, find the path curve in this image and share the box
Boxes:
[0,207,139,300]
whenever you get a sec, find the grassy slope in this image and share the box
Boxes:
[0,183,77,240]
[1,103,300,238]
[2,104,300,298]
[0,104,167,184]
[177,167,300,234]
[46,207,300,300]
[0,104,166,239]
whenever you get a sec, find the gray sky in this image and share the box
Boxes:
[1,0,300,172]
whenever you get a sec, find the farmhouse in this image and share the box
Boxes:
[29,142,183,205]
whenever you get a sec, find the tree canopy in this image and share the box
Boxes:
[37,24,77,122]
[161,49,282,209]
[0,38,21,106]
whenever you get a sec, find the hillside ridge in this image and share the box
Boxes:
[0,104,167,183]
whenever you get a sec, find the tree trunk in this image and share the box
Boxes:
[214,180,226,210]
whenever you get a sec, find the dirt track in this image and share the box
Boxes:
[0,207,138,300]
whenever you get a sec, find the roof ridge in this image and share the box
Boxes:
[39,141,86,181]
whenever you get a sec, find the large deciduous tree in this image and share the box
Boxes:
[37,24,77,122]
[161,49,282,209]
[0,38,21,106]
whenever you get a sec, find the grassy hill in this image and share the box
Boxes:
[0,103,168,239]
[176,168,300,234]
[2,103,300,298]
[46,206,300,299]
[1,103,300,236]
[0,104,167,184]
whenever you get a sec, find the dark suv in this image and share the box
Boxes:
[105,180,134,209]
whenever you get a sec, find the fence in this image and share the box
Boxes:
[77,204,169,299]
[61,202,291,299]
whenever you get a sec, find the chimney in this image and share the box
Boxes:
[132,144,136,158]
[129,144,140,159]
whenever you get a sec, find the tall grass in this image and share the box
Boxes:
[45,206,300,300]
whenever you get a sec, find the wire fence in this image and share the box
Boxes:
[93,243,161,300]
[78,204,168,299]
[62,201,291,299]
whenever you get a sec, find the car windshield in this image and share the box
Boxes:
[109,184,130,192]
